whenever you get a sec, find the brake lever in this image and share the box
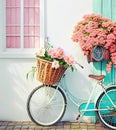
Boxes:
[75,61,84,69]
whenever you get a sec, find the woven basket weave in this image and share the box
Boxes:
[36,57,67,85]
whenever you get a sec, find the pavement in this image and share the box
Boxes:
[0,121,110,130]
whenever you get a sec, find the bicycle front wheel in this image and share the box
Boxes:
[27,85,67,126]
[96,87,116,130]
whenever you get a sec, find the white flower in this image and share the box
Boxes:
[37,48,45,56]
[52,60,60,69]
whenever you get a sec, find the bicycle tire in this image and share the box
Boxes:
[96,87,116,130]
[27,85,67,126]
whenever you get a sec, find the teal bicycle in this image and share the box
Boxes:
[27,65,116,130]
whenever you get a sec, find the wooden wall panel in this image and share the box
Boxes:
[93,0,116,85]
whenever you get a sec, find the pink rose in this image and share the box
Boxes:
[64,55,74,65]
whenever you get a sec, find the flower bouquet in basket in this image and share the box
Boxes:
[35,45,74,85]
[72,14,116,73]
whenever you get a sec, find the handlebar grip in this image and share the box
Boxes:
[75,62,84,69]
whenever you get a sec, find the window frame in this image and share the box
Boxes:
[0,0,46,58]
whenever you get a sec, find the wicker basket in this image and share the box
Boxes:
[36,57,67,85]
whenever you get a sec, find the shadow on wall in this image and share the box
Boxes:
[64,68,93,100]
[0,57,94,122]
[61,67,93,122]
[55,43,95,122]
[0,58,37,121]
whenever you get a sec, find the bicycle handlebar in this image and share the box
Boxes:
[75,61,84,69]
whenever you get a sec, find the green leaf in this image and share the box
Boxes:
[26,72,29,79]
[26,66,36,80]
[59,61,64,65]
[71,66,74,72]
[64,64,69,68]
[45,42,53,51]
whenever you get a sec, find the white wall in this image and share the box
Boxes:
[0,0,94,122]
[0,58,39,121]
[47,0,94,122]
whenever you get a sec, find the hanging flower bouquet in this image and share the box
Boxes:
[72,14,116,73]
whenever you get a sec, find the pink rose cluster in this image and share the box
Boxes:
[48,48,74,66]
[72,14,116,73]
[37,47,74,69]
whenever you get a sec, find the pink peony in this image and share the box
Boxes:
[72,13,116,57]
[48,48,54,55]
[64,55,74,65]
[109,44,116,53]
[37,48,45,57]
[52,60,60,69]
[106,62,112,73]
[36,46,75,71]
[72,13,116,72]
[56,47,64,59]
[111,52,116,67]
[48,47,64,59]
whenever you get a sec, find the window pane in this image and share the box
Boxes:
[6,0,40,49]
[6,0,20,48]
[24,26,40,35]
[24,36,40,48]
[24,0,40,48]
[24,0,40,6]
[6,37,20,48]
[6,26,20,34]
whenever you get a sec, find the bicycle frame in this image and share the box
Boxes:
[55,74,116,118]
[27,68,116,129]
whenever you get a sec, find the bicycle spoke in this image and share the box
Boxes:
[102,112,116,117]
[27,85,66,126]
[96,87,116,130]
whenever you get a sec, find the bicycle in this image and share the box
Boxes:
[27,64,116,130]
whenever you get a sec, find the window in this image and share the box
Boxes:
[0,0,45,58]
